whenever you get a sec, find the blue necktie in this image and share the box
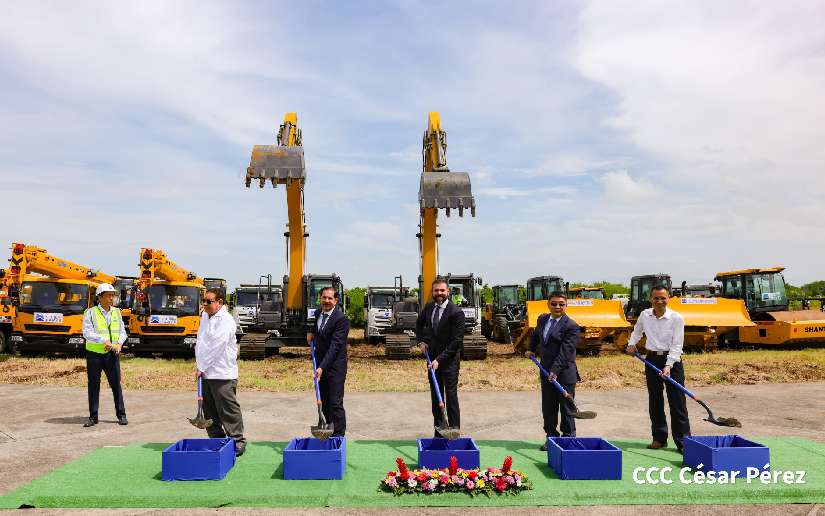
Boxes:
[320,312,329,331]
[543,317,557,342]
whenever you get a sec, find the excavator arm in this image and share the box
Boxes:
[245,113,306,312]
[418,112,476,304]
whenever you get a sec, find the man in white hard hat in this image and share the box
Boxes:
[81,283,128,427]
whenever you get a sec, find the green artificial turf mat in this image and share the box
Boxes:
[1,438,824,508]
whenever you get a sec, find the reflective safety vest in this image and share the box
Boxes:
[85,305,123,354]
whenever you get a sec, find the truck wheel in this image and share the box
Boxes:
[494,316,511,344]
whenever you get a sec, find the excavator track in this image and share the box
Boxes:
[238,333,267,360]
[385,334,414,360]
[462,334,488,360]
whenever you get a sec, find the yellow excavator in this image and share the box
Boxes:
[624,273,754,351]
[715,267,825,345]
[129,248,225,356]
[385,112,486,359]
[5,243,132,355]
[513,276,630,355]
[242,112,345,359]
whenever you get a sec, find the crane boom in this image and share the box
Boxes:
[7,242,117,286]
[137,248,200,287]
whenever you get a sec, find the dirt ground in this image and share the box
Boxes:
[0,382,823,515]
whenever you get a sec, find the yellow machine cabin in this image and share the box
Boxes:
[625,273,753,351]
[715,267,825,345]
[5,243,130,355]
[129,248,222,356]
[513,277,630,355]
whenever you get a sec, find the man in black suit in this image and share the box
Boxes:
[526,291,580,450]
[307,287,350,437]
[416,278,465,437]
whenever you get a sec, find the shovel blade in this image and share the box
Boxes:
[435,426,461,440]
[311,424,334,440]
[187,417,213,430]
[573,410,597,420]
[707,416,742,428]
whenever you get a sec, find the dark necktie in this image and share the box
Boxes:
[433,305,442,327]
[320,312,329,331]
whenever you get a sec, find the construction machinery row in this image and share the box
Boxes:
[4,113,824,361]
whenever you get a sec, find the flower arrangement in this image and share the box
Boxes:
[380,455,533,496]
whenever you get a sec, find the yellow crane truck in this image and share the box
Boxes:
[715,267,825,345]
[128,248,224,357]
[5,243,131,355]
[0,269,16,353]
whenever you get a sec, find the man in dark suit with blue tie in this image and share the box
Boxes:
[307,287,350,437]
[416,278,465,437]
[526,291,580,450]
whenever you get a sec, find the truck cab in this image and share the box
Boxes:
[443,273,483,334]
[364,285,408,344]
[526,276,566,302]
[128,280,204,356]
[626,274,672,318]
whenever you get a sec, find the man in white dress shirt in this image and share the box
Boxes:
[626,284,691,453]
[195,288,246,457]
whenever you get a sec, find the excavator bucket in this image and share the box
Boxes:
[419,171,476,217]
[669,297,754,331]
[245,145,305,187]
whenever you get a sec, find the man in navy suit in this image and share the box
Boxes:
[526,291,580,450]
[306,287,350,437]
[416,278,465,436]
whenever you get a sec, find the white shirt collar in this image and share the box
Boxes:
[208,305,229,319]
[435,299,449,309]
[321,308,334,316]
[647,307,672,319]
[97,304,112,314]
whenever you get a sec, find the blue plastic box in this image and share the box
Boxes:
[547,437,622,480]
[683,435,770,473]
[161,438,235,481]
[283,437,346,480]
[417,438,480,470]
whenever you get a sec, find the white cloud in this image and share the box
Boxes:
[596,170,656,201]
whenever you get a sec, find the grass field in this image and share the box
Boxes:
[1,343,823,392]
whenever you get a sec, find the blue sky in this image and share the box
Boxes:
[2,1,824,290]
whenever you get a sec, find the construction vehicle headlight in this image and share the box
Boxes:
[10,335,23,342]
[183,337,197,345]
[128,337,140,344]
[68,337,85,345]
[709,328,717,333]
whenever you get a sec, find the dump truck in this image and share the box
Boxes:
[384,112,485,359]
[231,279,282,334]
[241,112,346,359]
[364,282,409,344]
[514,275,630,355]
[128,248,224,357]
[481,284,524,344]
[715,267,825,345]
[5,243,131,355]
[624,273,754,351]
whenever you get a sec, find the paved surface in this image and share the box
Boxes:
[0,382,823,514]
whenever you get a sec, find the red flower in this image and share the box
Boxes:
[503,456,513,473]
[396,457,410,481]
[417,473,428,483]
[495,477,508,492]
[449,455,458,476]
[387,471,396,477]
[468,471,478,480]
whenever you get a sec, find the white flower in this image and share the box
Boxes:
[428,479,438,487]
[408,479,417,488]
[516,479,522,487]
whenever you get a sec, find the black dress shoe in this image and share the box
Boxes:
[235,445,246,457]
[83,418,98,427]
[540,443,548,451]
[118,416,128,426]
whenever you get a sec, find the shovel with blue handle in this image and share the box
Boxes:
[187,375,213,429]
[425,349,460,440]
[310,339,334,439]
[632,352,741,427]
[528,355,596,419]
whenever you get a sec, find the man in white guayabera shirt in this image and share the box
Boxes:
[195,288,246,457]
[626,284,691,454]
